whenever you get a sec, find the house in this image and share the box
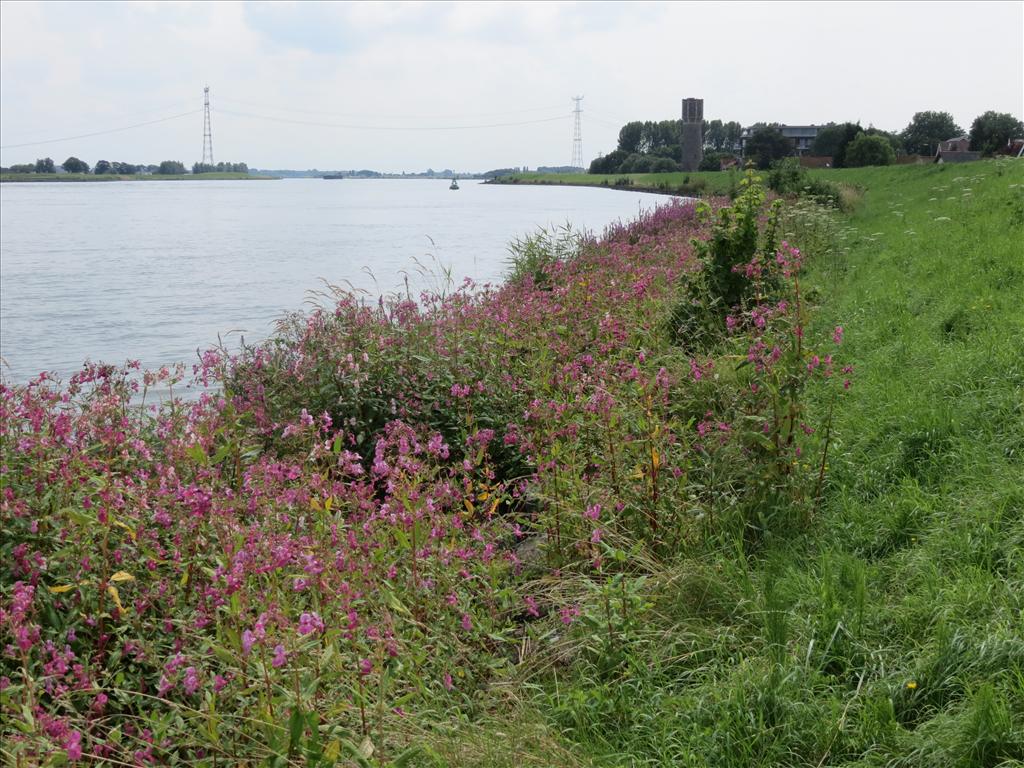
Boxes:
[939,135,971,153]
[996,138,1024,157]
[934,134,981,163]
[740,124,821,156]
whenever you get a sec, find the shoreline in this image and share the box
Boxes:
[0,172,279,183]
[484,176,686,196]
[484,169,740,197]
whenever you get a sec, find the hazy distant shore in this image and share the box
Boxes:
[0,172,279,183]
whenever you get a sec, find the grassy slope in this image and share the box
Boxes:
[440,161,1024,766]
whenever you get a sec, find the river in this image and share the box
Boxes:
[0,178,667,383]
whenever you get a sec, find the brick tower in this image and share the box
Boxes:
[681,98,704,172]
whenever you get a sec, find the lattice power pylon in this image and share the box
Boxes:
[201,86,214,166]
[571,96,584,169]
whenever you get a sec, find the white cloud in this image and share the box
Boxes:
[2,0,1021,170]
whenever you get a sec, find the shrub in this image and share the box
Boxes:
[767,158,845,209]
[649,156,680,173]
[845,133,896,167]
[699,152,724,171]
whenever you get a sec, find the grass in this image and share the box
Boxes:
[0,171,277,182]
[495,159,1024,766]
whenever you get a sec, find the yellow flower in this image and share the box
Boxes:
[906,681,917,690]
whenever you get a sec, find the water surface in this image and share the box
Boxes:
[1,178,667,382]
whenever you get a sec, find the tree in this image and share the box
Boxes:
[699,152,724,171]
[94,160,112,175]
[157,160,186,175]
[845,133,896,167]
[723,121,742,153]
[617,122,644,154]
[588,149,628,174]
[112,162,138,174]
[900,111,962,156]
[62,157,88,174]
[704,119,724,151]
[619,153,653,173]
[969,111,1024,156]
[810,122,862,165]
[744,127,792,169]
[866,127,904,156]
[649,156,679,173]
[9,163,35,173]
[703,119,742,152]
[34,157,55,173]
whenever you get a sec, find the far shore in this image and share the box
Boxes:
[0,172,279,183]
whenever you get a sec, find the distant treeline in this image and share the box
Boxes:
[251,168,487,179]
[192,162,249,174]
[589,110,1024,173]
[2,157,250,175]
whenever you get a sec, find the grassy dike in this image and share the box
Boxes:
[1,162,1021,767]
[454,161,1024,767]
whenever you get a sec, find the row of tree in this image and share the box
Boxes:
[744,110,1023,169]
[589,110,1024,174]
[3,157,249,176]
[192,162,249,174]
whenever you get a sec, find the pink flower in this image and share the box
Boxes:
[182,667,200,695]
[590,528,602,544]
[460,613,473,632]
[297,612,324,636]
[583,503,601,521]
[359,658,373,676]
[524,596,540,617]
[559,605,581,626]
[241,630,256,656]
[443,673,454,691]
[65,731,83,762]
[833,326,844,344]
[271,645,287,668]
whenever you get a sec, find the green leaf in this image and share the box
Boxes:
[288,704,304,757]
[186,444,208,466]
[303,711,323,765]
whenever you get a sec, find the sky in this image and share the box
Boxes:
[1,1,1022,172]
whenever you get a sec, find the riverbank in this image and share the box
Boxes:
[2,161,1021,766]
[0,171,279,182]
[486,169,740,196]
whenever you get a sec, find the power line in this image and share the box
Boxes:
[586,114,622,130]
[216,96,569,121]
[0,109,203,150]
[0,98,203,142]
[588,108,632,125]
[215,108,571,132]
